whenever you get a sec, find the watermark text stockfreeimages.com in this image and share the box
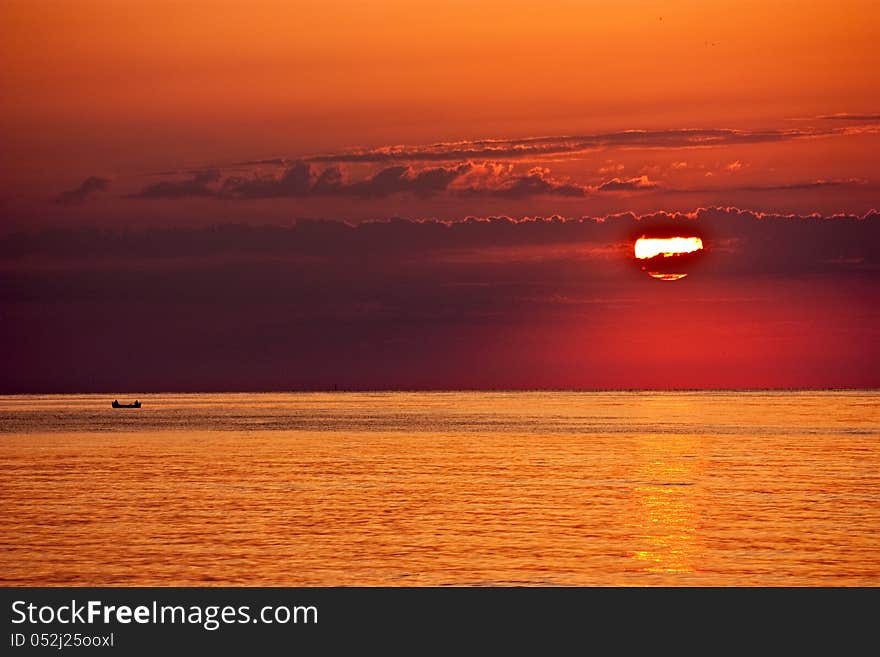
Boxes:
[11,599,317,632]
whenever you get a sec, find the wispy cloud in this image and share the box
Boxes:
[815,113,880,121]
[129,170,221,199]
[302,125,855,164]
[55,176,111,206]
[665,178,872,194]
[596,175,658,192]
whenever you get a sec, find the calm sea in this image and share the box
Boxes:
[1,391,877,586]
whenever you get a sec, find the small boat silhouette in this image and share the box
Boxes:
[112,400,141,409]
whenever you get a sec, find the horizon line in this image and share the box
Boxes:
[2,387,878,396]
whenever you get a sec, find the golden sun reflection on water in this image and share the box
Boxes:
[630,435,702,574]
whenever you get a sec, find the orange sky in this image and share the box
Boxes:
[1,0,878,219]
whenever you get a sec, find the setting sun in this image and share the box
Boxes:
[634,236,705,281]
[647,272,689,281]
[634,237,704,260]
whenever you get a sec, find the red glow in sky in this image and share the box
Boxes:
[0,2,877,390]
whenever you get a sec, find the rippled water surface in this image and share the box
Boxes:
[1,391,878,585]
